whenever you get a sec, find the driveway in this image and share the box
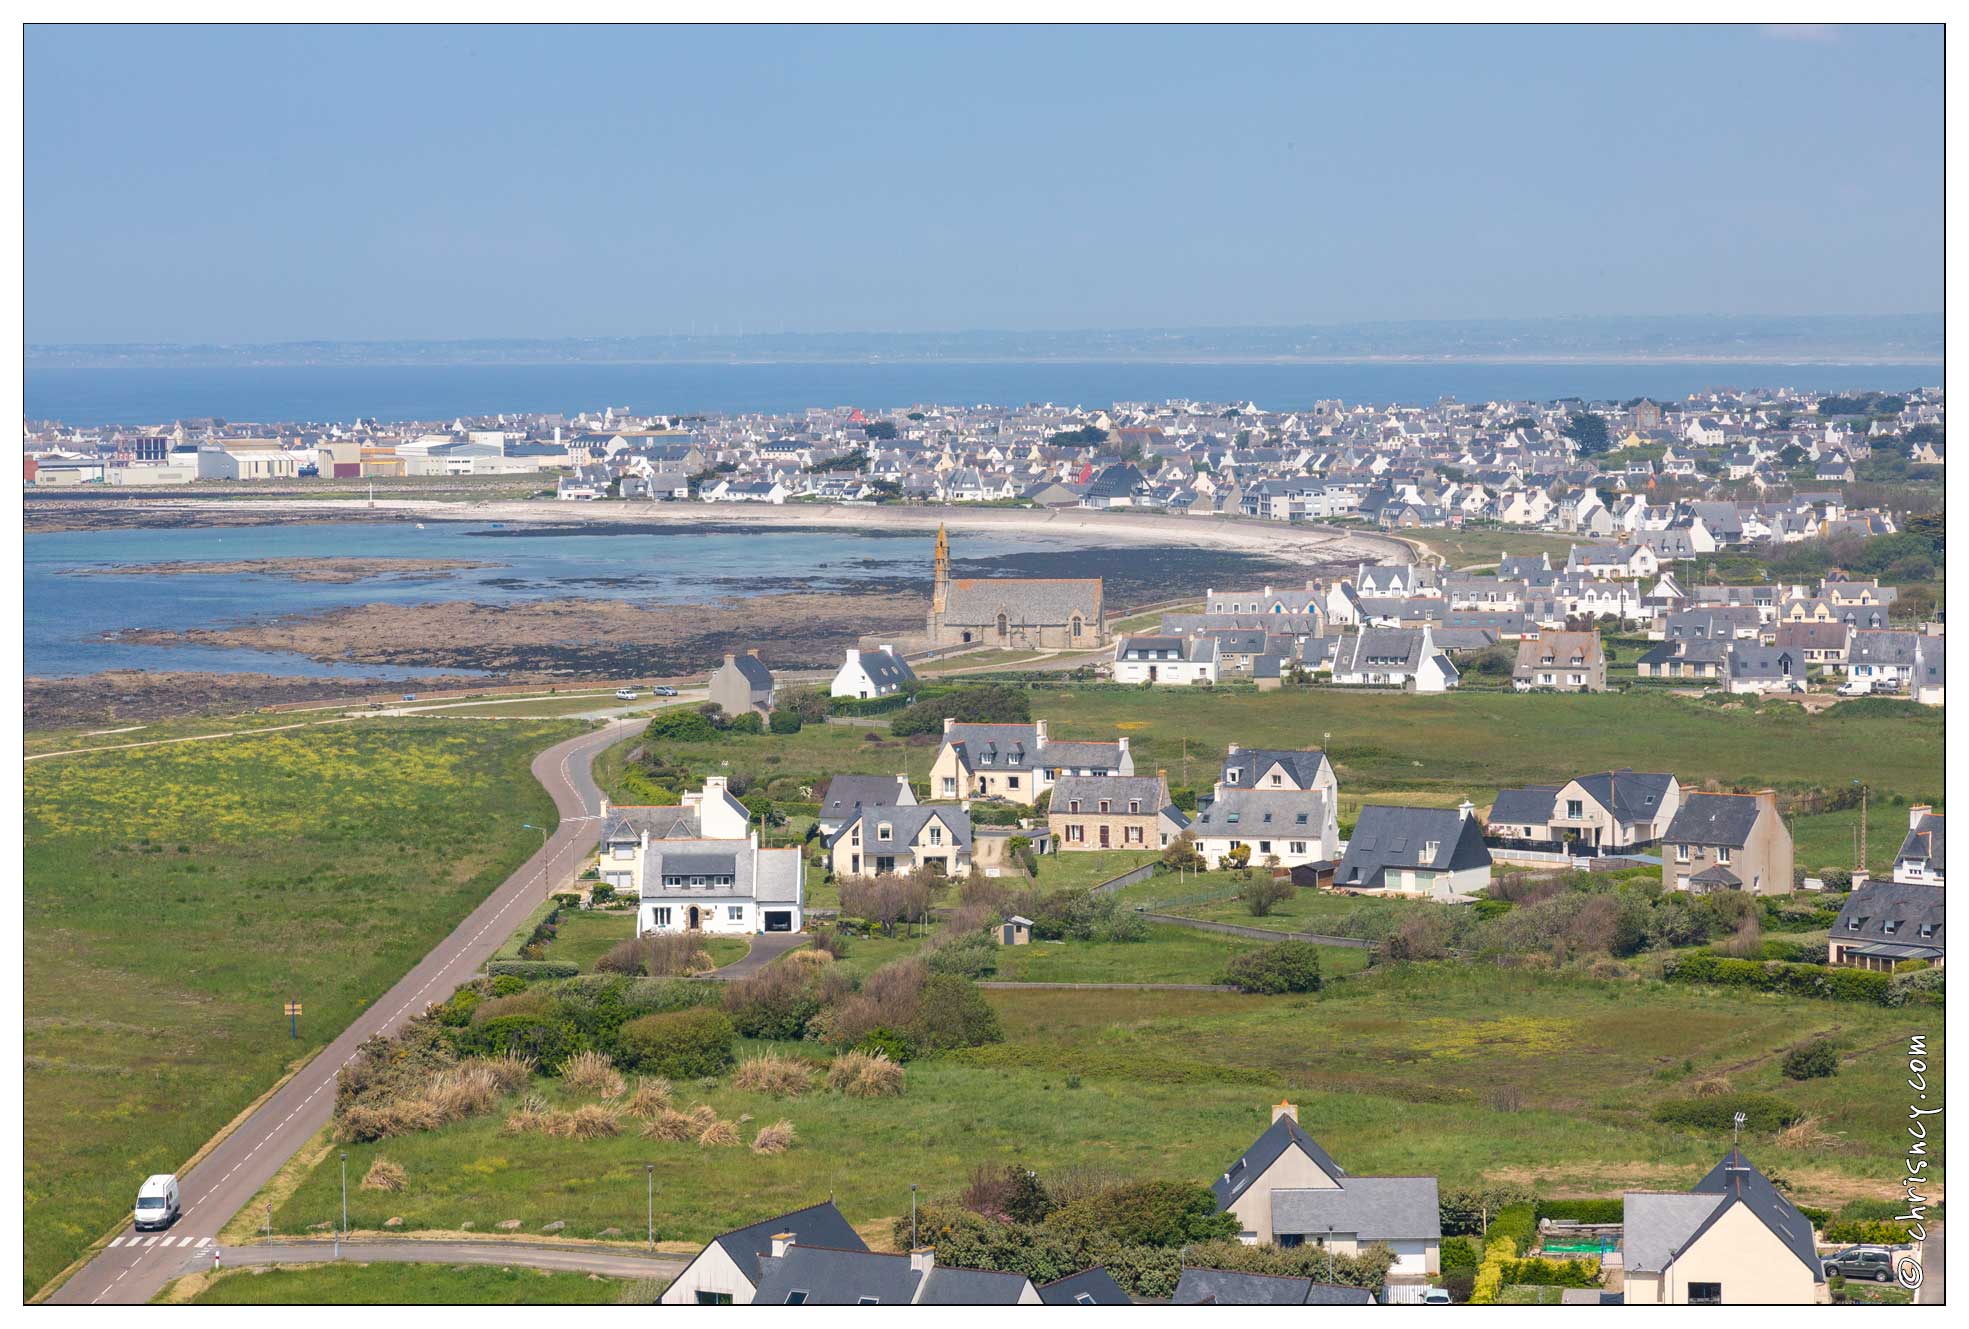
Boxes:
[700,930,808,980]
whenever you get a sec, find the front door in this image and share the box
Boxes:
[1099,825,1111,848]
[686,905,702,931]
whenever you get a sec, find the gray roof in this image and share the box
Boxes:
[1569,770,1677,825]
[852,647,917,691]
[1663,793,1764,849]
[1212,1115,1348,1210]
[1221,747,1329,791]
[749,1239,1036,1305]
[1332,628,1427,675]
[1489,784,1559,828]
[1193,787,1328,839]
[707,1202,866,1285]
[1895,812,1945,873]
[1115,634,1212,662]
[1052,774,1166,813]
[1835,878,1943,951]
[602,805,698,842]
[1336,805,1491,888]
[656,851,739,877]
[1848,630,1921,666]
[819,775,912,824]
[942,577,1101,627]
[1172,1269,1374,1306]
[824,803,973,853]
[1037,1268,1132,1305]
[1623,1153,1822,1281]
[1271,1176,1443,1241]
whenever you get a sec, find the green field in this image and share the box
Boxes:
[23,719,582,1297]
[1395,527,1579,569]
[1023,848,1162,892]
[170,1262,646,1304]
[991,925,1370,984]
[252,965,1938,1249]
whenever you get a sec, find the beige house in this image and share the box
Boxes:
[929,718,1131,806]
[1210,1102,1440,1276]
[1048,772,1187,851]
[1544,770,1681,850]
[1622,1151,1823,1304]
[1662,790,1794,896]
[823,803,972,879]
[1511,630,1607,692]
[708,650,775,719]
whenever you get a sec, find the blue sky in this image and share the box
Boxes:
[25,23,1942,344]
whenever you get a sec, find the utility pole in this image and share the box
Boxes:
[646,1164,655,1250]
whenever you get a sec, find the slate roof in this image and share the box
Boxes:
[1211,1114,1347,1210]
[1663,793,1764,849]
[942,723,1044,769]
[1051,774,1169,815]
[1037,1268,1133,1306]
[1835,879,1943,953]
[942,578,1102,627]
[1336,805,1491,888]
[708,1202,866,1286]
[1568,770,1676,825]
[1332,628,1427,674]
[602,804,698,843]
[714,654,776,690]
[818,775,912,825]
[1172,1269,1374,1306]
[1220,747,1329,791]
[824,803,973,853]
[1895,812,1945,874]
[1192,787,1328,840]
[1271,1176,1443,1241]
[1488,784,1560,828]
[1848,630,1921,667]
[853,647,918,692]
[1115,634,1213,662]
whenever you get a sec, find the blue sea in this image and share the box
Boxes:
[23,360,1943,427]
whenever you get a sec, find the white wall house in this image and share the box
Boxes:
[830,644,919,699]
[1112,633,1220,685]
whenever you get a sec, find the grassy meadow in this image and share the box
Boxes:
[170,1262,645,1304]
[252,964,1938,1250]
[22,719,582,1296]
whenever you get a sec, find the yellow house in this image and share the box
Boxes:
[1622,1151,1824,1304]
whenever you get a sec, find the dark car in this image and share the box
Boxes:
[1824,1246,1895,1282]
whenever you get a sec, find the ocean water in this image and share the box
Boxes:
[23,521,1070,678]
[24,360,1942,427]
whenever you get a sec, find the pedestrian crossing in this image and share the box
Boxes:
[108,1234,211,1249]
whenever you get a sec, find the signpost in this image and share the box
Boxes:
[285,1001,303,1040]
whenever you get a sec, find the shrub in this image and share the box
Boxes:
[1241,875,1294,918]
[502,1092,550,1135]
[644,707,718,742]
[751,1119,797,1155]
[723,964,823,1041]
[1650,1094,1802,1134]
[468,1014,577,1066]
[486,960,579,980]
[1781,1038,1841,1081]
[827,1050,906,1098]
[926,930,1000,980]
[852,1028,917,1063]
[615,1008,737,1079]
[698,1119,741,1148]
[559,1049,627,1098]
[544,1103,621,1140]
[1535,1199,1624,1225]
[1824,1218,1914,1244]
[911,973,1004,1051]
[768,708,803,735]
[1485,1204,1538,1256]
[1663,952,1897,1005]
[1221,941,1323,994]
[889,683,1030,736]
[360,1158,407,1193]
[641,1108,696,1142]
[1045,1181,1240,1246]
[597,933,716,978]
[733,1051,817,1098]
[1439,1184,1534,1236]
[1440,1237,1479,1272]
[728,712,764,735]
[1501,1256,1602,1287]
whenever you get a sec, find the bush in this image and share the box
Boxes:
[360,1158,407,1192]
[728,712,764,735]
[644,707,718,742]
[889,683,1031,736]
[486,960,579,980]
[733,1051,816,1098]
[1664,952,1898,1005]
[559,1049,626,1098]
[1535,1199,1624,1225]
[912,973,1004,1052]
[469,1014,576,1066]
[597,933,715,978]
[1045,1181,1240,1247]
[1241,875,1294,917]
[724,964,824,1041]
[1781,1038,1841,1081]
[1501,1256,1602,1288]
[768,709,803,735]
[1441,1237,1479,1272]
[1221,941,1323,994]
[1650,1093,1802,1134]
[1439,1184,1534,1236]
[926,930,1000,980]
[751,1119,797,1154]
[1824,1218,1913,1244]
[1485,1203,1537,1256]
[615,1008,736,1079]
[827,1050,906,1098]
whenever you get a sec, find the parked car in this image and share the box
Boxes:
[651,685,678,697]
[615,687,640,701]
[400,693,418,702]
[133,1174,181,1231]
[1824,1246,1896,1282]
[1421,1287,1453,1304]
[1836,679,1874,697]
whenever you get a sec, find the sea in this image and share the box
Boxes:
[23,360,1943,427]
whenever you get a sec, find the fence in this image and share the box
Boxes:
[1089,862,1162,895]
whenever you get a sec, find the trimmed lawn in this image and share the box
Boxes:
[171,1262,644,1304]
[22,719,582,1297]
[1165,887,1443,938]
[254,965,1938,1251]
[1024,848,1163,893]
[541,909,639,970]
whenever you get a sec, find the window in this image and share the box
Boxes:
[1715,846,1730,865]
[1129,800,1141,814]
[858,1297,881,1306]
[696,1292,734,1305]
[786,1292,809,1305]
[1688,1283,1722,1306]
[1270,772,1283,786]
[941,777,956,796]
[877,823,893,842]
[1073,1294,1095,1306]
[1566,799,1584,819]
[1067,825,1084,843]
[1008,775,1021,790]
[1290,841,1307,855]
[1099,800,1111,814]
[1227,769,1240,784]
[1068,800,1081,813]
[728,906,743,921]
[1675,843,1691,863]
[1883,919,1901,935]
[928,823,942,846]
[1277,1233,1305,1248]
[654,907,672,926]
[1259,840,1272,854]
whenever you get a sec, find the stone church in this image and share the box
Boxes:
[926,524,1107,649]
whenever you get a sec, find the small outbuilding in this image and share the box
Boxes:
[996,915,1033,946]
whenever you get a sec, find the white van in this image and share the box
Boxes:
[134,1174,181,1230]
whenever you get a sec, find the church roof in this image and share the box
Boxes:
[941,578,1102,626]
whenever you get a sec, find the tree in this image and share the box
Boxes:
[1161,831,1205,873]
[863,420,900,440]
[1562,412,1611,456]
[841,872,934,935]
[1221,941,1323,994]
[1241,874,1294,918]
[644,706,717,743]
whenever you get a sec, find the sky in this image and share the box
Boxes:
[24,23,1944,345]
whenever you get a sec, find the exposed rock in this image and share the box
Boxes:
[541,1220,565,1233]
[597,1227,623,1238]
[307,1221,331,1231]
[497,1218,522,1231]
[384,1216,404,1228]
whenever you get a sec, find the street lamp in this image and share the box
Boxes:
[646,1164,655,1250]
[338,1151,348,1260]
[523,823,551,898]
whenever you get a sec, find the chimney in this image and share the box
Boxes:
[769,1232,796,1259]
[1034,719,1048,744]
[723,652,737,667]
[944,716,957,735]
[880,644,895,656]
[1227,742,1240,755]
[1117,736,1129,754]
[1458,800,1474,822]
[1272,1099,1298,1124]
[1910,804,1931,831]
[909,1247,935,1276]
[845,648,861,664]
[598,798,610,818]
[705,775,727,795]
[747,648,761,659]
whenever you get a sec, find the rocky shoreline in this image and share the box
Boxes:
[68,556,498,583]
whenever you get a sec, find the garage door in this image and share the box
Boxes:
[763,911,793,932]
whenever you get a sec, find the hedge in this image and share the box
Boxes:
[486,960,579,980]
[1824,1219,1914,1244]
[616,1008,737,1078]
[1536,1199,1624,1225]
[828,692,913,717]
[1485,1203,1537,1256]
[1501,1257,1602,1288]
[1649,1093,1801,1133]
[1663,952,1900,1005]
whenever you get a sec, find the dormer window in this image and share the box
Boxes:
[928,825,943,846]
[1847,916,1867,931]
[1227,770,1240,784]
[877,823,893,842]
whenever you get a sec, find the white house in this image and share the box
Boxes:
[599,776,803,935]
[1329,626,1459,692]
[1112,633,1220,685]
[830,644,918,700]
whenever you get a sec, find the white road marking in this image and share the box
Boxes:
[108,1237,124,1248]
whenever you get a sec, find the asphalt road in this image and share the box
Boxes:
[48,717,640,1306]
